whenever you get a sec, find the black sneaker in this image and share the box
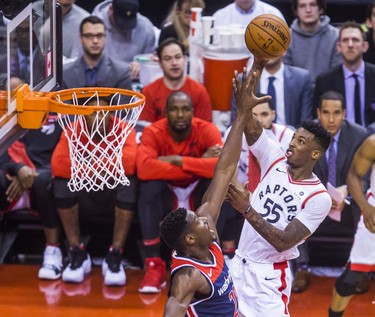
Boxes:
[62,245,92,283]
[102,248,126,286]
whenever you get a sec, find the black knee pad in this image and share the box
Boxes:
[335,265,366,297]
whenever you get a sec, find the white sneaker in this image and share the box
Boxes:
[62,246,91,283]
[102,249,126,286]
[38,246,63,280]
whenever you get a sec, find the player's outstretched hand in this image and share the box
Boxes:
[232,63,271,118]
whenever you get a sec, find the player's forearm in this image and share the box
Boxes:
[347,172,369,213]
[183,157,218,178]
[137,162,190,180]
[216,113,248,174]
[243,207,310,252]
[244,115,263,146]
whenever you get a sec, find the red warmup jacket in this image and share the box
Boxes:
[52,117,137,179]
[136,117,223,188]
[140,76,213,123]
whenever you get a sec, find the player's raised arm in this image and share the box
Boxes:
[198,62,270,225]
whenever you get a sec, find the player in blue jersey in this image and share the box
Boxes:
[160,59,270,316]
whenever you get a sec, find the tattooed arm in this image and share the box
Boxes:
[226,183,311,252]
[243,210,311,252]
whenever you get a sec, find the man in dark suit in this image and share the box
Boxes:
[314,21,375,128]
[292,90,368,293]
[231,56,314,128]
[62,15,131,90]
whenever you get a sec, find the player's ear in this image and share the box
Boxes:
[312,149,322,161]
[185,233,195,246]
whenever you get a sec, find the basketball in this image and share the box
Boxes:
[244,14,290,60]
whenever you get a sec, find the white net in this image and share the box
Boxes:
[55,90,144,192]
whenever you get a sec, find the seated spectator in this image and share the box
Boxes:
[363,1,375,64]
[314,21,375,127]
[291,91,368,294]
[140,38,212,123]
[92,0,155,80]
[63,16,131,90]
[136,91,223,293]
[232,56,314,127]
[0,79,63,280]
[213,0,284,28]
[51,98,138,286]
[158,0,205,54]
[283,0,342,84]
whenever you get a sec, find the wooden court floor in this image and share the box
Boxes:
[0,264,374,317]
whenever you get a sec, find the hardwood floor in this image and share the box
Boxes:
[0,264,373,317]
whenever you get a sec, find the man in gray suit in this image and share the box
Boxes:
[231,56,314,129]
[292,91,368,293]
[63,15,131,90]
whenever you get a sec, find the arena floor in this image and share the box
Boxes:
[0,264,373,316]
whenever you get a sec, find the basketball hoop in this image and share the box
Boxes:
[18,86,145,192]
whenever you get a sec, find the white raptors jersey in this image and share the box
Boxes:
[237,131,332,263]
[224,124,294,184]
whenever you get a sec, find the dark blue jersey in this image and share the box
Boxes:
[170,241,239,317]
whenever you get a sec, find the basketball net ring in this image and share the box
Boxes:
[18,86,145,192]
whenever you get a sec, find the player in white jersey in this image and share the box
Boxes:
[328,134,375,317]
[218,97,294,260]
[226,116,332,315]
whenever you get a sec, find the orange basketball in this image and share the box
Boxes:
[245,14,290,60]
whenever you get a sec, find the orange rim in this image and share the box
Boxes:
[46,87,145,114]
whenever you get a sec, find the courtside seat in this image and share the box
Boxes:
[0,208,42,264]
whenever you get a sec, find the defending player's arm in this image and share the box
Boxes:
[226,183,311,252]
[347,135,375,233]
[163,268,210,317]
[197,64,270,228]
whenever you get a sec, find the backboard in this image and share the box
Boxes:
[0,0,62,155]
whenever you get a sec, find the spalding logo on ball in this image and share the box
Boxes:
[245,14,290,60]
